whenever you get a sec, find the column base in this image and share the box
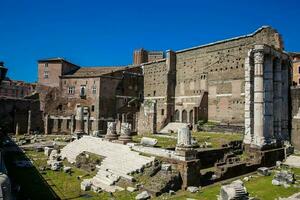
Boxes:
[74,130,85,138]
[105,134,118,141]
[118,135,133,144]
[250,138,279,151]
[175,146,197,160]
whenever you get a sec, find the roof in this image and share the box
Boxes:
[62,66,127,78]
[38,57,80,67]
[289,52,300,57]
[176,26,276,53]
[38,57,66,62]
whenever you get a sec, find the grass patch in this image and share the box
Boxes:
[6,150,137,200]
[133,132,242,149]
[192,132,243,148]
[7,149,300,200]
[132,135,177,149]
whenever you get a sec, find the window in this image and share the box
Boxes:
[68,86,75,94]
[298,66,300,74]
[45,63,48,68]
[91,105,95,112]
[161,109,164,115]
[80,85,86,97]
[153,90,156,96]
[44,71,49,79]
[92,85,97,94]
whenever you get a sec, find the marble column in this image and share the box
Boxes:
[176,127,192,147]
[179,110,182,122]
[105,121,118,140]
[253,50,265,147]
[74,106,85,135]
[281,61,289,140]
[263,54,274,142]
[273,58,282,140]
[175,126,197,160]
[44,114,49,135]
[15,123,19,136]
[244,50,254,144]
[118,122,132,143]
[70,115,75,134]
[86,112,90,135]
[93,95,101,135]
[27,110,31,134]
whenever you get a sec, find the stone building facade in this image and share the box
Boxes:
[38,26,291,140]
[133,48,164,65]
[38,58,143,135]
[291,87,300,150]
[291,53,300,86]
[243,45,290,148]
[139,26,285,134]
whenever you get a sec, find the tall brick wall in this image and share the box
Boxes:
[141,26,283,132]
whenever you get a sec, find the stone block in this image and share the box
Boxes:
[187,186,199,193]
[81,179,92,191]
[140,137,158,146]
[127,186,137,192]
[135,191,150,200]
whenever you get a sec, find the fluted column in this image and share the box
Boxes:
[176,127,192,147]
[244,50,254,144]
[105,121,118,140]
[263,54,274,141]
[273,58,282,140]
[118,122,132,143]
[281,61,289,140]
[253,50,265,147]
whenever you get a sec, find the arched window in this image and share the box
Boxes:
[175,110,180,122]
[182,110,187,123]
[189,110,194,124]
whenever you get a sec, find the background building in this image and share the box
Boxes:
[290,52,300,86]
[133,48,164,65]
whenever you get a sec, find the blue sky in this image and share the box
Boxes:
[0,0,299,82]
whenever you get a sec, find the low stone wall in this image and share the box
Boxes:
[0,97,43,134]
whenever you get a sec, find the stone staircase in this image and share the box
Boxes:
[159,122,188,134]
[60,136,155,192]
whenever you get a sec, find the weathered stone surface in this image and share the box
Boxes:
[61,136,154,193]
[44,147,53,157]
[63,166,72,173]
[176,127,192,147]
[140,137,158,146]
[219,179,248,200]
[105,122,118,140]
[161,164,171,171]
[272,179,281,186]
[187,186,199,193]
[257,167,271,176]
[273,170,295,185]
[74,106,85,135]
[135,191,150,200]
[81,179,92,191]
[284,155,300,168]
[127,186,137,192]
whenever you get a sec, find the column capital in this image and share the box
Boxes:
[254,51,264,64]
